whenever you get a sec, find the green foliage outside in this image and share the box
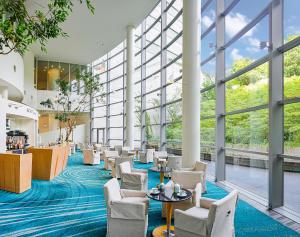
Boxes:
[144,35,300,151]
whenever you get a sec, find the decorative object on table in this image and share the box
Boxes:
[162,170,203,218]
[158,182,165,192]
[177,190,187,198]
[174,183,181,194]
[151,187,160,195]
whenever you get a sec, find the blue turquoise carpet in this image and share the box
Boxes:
[0,152,299,237]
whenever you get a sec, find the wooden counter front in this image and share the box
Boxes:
[27,145,70,181]
[0,153,32,193]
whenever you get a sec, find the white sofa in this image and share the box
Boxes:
[104,178,149,237]
[139,149,155,164]
[119,161,148,191]
[174,190,238,237]
[82,149,100,165]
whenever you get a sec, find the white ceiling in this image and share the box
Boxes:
[28,0,158,65]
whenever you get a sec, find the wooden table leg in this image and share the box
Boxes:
[160,172,164,183]
[166,202,173,236]
[152,202,174,237]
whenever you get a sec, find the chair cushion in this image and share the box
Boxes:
[122,196,148,203]
[185,206,209,219]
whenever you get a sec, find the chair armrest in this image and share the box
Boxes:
[111,201,147,220]
[180,167,194,171]
[193,183,202,207]
[132,168,148,174]
[174,209,208,235]
[120,189,147,198]
[122,172,146,184]
[200,197,217,209]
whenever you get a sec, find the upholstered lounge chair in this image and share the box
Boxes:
[82,149,100,165]
[174,190,238,237]
[119,161,148,191]
[104,178,149,237]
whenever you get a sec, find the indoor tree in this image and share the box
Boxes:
[40,69,103,142]
[0,0,94,55]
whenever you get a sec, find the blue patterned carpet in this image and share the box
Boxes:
[0,152,299,237]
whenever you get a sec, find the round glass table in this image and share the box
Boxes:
[147,188,192,237]
[149,166,171,183]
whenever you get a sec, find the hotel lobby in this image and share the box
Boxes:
[0,0,300,236]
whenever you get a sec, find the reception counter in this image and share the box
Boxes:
[0,153,32,193]
[28,144,70,180]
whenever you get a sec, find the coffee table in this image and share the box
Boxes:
[147,188,192,237]
[149,166,171,183]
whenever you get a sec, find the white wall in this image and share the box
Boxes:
[0,99,7,153]
[0,50,24,100]
[22,51,37,108]
[38,124,89,145]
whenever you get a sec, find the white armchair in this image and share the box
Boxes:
[103,150,119,170]
[153,151,168,167]
[82,149,100,165]
[104,178,149,237]
[114,145,123,155]
[182,161,208,193]
[94,143,102,152]
[174,190,238,237]
[162,169,204,218]
[111,156,134,179]
[139,149,155,164]
[167,155,182,170]
[119,161,148,191]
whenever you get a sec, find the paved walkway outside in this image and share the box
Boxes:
[205,161,300,214]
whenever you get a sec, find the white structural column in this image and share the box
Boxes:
[182,0,201,167]
[125,25,135,149]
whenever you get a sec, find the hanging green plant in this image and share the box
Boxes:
[0,0,94,55]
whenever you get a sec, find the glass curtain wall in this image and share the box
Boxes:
[91,0,300,214]
[201,0,300,214]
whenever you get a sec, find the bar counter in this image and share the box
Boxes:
[28,144,70,180]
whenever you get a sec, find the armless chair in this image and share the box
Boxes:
[140,149,155,164]
[103,150,119,170]
[174,190,238,237]
[119,161,148,191]
[104,178,149,237]
[82,149,100,165]
[182,161,208,193]
[162,170,203,218]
